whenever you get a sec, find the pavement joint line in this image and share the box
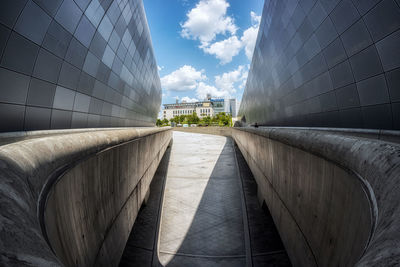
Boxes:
[159,251,246,259]
[166,176,237,180]
[165,195,244,220]
[157,133,249,265]
[127,245,153,252]
[252,250,287,257]
[160,219,243,245]
[170,154,233,157]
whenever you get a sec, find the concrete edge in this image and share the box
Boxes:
[232,127,400,266]
[235,126,400,144]
[0,127,172,266]
[151,140,173,267]
[0,127,172,146]
[231,139,253,267]
[94,137,171,266]
[233,135,319,267]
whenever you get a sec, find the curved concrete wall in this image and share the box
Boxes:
[240,0,400,129]
[232,127,400,266]
[0,0,161,132]
[0,127,172,266]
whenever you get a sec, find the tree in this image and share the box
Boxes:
[179,115,186,124]
[156,119,162,127]
[192,112,200,124]
[170,116,180,124]
[162,118,169,125]
[187,112,200,125]
[203,116,211,125]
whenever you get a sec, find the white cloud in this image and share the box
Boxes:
[239,64,249,89]
[180,0,261,64]
[196,82,229,99]
[160,65,206,91]
[215,65,245,93]
[162,65,250,102]
[181,96,199,103]
[158,65,164,71]
[196,65,248,99]
[250,11,261,25]
[202,36,243,64]
[197,11,261,64]
[181,0,237,44]
[241,11,261,60]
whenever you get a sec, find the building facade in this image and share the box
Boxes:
[163,101,213,120]
[227,98,237,117]
[240,0,400,129]
[0,0,161,132]
[163,98,236,120]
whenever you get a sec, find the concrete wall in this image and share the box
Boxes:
[172,127,232,137]
[232,127,400,266]
[0,127,172,266]
[240,0,400,129]
[0,0,161,132]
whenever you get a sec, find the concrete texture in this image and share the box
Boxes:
[172,127,232,137]
[0,128,145,146]
[174,126,400,144]
[119,147,172,267]
[0,127,172,266]
[234,143,291,267]
[143,131,289,267]
[159,132,246,267]
[232,127,400,266]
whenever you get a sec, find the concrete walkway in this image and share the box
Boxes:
[119,131,290,267]
[158,132,246,266]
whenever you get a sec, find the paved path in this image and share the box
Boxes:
[120,131,290,267]
[158,132,247,266]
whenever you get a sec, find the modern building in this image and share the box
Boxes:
[212,98,225,114]
[162,97,236,120]
[227,98,237,117]
[0,0,161,132]
[163,100,213,120]
[240,0,400,130]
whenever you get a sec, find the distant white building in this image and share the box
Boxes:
[162,97,236,120]
[228,99,237,117]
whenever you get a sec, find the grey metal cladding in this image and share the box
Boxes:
[0,0,161,132]
[240,0,400,130]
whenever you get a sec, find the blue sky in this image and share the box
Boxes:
[143,0,264,110]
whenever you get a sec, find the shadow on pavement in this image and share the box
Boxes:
[119,133,291,267]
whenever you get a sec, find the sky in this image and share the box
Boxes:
[143,0,264,111]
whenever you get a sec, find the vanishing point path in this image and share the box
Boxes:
[120,131,290,267]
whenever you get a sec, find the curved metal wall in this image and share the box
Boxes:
[240,0,400,130]
[0,0,161,132]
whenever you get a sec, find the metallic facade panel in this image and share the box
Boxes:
[240,0,400,130]
[0,0,161,132]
